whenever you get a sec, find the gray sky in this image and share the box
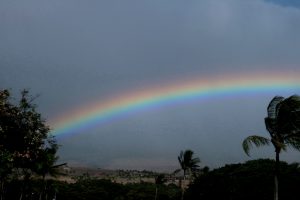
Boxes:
[1,0,300,171]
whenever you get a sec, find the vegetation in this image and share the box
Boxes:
[176,150,200,179]
[3,159,300,200]
[2,89,300,200]
[0,90,61,200]
[48,178,180,200]
[185,159,300,200]
[155,174,166,200]
[242,95,300,200]
[175,149,200,200]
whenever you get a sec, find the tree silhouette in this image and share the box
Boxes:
[177,150,200,179]
[0,89,61,200]
[176,149,200,200]
[242,95,300,200]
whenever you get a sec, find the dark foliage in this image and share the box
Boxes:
[55,179,180,200]
[0,89,60,200]
[185,159,300,200]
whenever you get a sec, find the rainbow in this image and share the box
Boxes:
[50,71,300,137]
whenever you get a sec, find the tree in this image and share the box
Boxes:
[0,90,19,200]
[0,90,50,169]
[242,95,300,200]
[177,149,200,180]
[176,149,200,200]
[0,89,60,200]
[185,159,300,200]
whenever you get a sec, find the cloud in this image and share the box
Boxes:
[264,0,300,8]
[1,0,300,169]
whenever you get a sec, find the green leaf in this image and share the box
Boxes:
[242,135,270,156]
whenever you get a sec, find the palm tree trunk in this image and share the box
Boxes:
[274,149,280,200]
[154,187,158,200]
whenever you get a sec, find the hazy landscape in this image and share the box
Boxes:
[1,0,300,199]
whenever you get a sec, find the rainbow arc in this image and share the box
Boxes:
[50,71,300,137]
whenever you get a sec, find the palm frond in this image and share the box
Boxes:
[190,157,200,170]
[242,135,270,156]
[178,150,185,170]
[283,95,300,109]
[265,117,277,137]
[285,136,300,151]
[177,149,200,175]
[277,95,300,136]
[51,162,67,169]
[267,96,284,119]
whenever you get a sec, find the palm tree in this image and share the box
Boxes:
[242,95,300,200]
[176,149,200,200]
[177,150,200,179]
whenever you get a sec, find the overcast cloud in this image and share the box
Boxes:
[1,0,300,170]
